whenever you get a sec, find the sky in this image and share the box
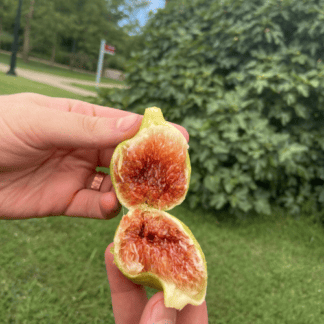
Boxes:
[135,0,166,27]
[118,0,166,34]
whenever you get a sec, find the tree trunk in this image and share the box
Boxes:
[22,0,35,63]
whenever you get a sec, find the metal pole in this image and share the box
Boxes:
[96,39,106,89]
[7,0,24,76]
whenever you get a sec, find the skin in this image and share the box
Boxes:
[0,93,208,323]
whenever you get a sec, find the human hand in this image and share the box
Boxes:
[105,242,208,324]
[0,93,189,220]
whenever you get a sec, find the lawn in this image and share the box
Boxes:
[70,83,110,93]
[0,52,126,86]
[1,200,324,323]
[0,71,85,100]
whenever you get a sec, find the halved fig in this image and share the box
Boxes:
[110,107,207,310]
[110,208,207,310]
[110,107,191,211]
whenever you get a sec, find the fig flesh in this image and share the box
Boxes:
[110,107,191,211]
[111,208,207,310]
[110,107,207,310]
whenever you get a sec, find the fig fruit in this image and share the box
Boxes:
[111,208,207,310]
[110,107,191,211]
[110,107,207,310]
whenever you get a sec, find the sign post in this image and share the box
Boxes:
[96,39,106,88]
[96,39,115,89]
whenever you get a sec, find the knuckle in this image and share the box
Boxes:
[81,116,101,144]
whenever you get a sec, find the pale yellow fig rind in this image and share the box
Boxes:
[110,107,191,211]
[111,208,207,311]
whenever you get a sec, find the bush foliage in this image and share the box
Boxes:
[95,0,324,217]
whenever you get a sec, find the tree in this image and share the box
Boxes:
[0,0,150,71]
[0,0,16,49]
[22,0,35,62]
[115,0,150,36]
[18,0,149,71]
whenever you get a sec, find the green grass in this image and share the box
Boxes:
[0,52,126,85]
[0,71,85,99]
[1,201,324,323]
[70,83,118,93]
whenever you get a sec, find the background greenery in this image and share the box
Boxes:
[0,0,148,72]
[93,0,324,219]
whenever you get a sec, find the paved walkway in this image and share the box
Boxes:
[0,63,129,97]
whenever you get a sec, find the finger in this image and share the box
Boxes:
[105,242,148,324]
[65,100,190,143]
[98,147,115,169]
[27,105,142,150]
[139,291,177,324]
[85,172,113,192]
[64,190,121,220]
[28,93,190,143]
[176,301,209,324]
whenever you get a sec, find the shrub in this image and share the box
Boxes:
[69,52,95,71]
[54,50,72,66]
[95,0,324,218]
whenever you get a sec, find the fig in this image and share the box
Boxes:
[110,107,207,310]
[111,208,207,310]
[110,107,191,211]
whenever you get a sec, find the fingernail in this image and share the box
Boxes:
[116,114,139,132]
[150,299,176,324]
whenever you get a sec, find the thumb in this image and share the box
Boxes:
[33,108,142,149]
[139,291,177,324]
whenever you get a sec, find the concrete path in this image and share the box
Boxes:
[0,63,129,97]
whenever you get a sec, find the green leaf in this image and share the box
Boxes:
[294,103,307,119]
[232,187,252,212]
[291,54,308,65]
[279,143,309,163]
[210,193,227,209]
[254,195,271,215]
[318,189,324,203]
[224,177,238,194]
[296,84,309,97]
[255,79,268,94]
[203,158,218,173]
[286,93,296,105]
[184,78,195,89]
[204,174,221,193]
[309,79,319,88]
[265,31,272,43]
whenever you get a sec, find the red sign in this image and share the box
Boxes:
[104,44,115,55]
